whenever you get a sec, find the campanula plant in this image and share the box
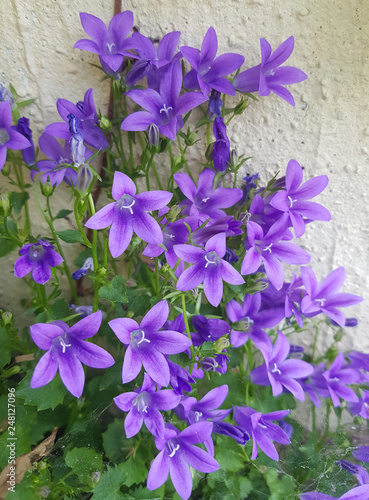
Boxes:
[0,9,366,500]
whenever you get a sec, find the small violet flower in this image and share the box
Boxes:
[336,460,369,486]
[15,117,35,166]
[174,233,244,307]
[14,239,64,285]
[212,117,230,172]
[72,257,94,280]
[0,100,31,171]
[181,26,244,96]
[147,422,219,500]
[30,311,114,397]
[85,171,172,258]
[234,36,307,106]
[109,300,192,386]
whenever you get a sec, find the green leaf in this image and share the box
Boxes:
[91,464,128,500]
[50,298,70,320]
[65,447,103,485]
[102,419,134,463]
[56,229,85,244]
[215,437,246,472]
[54,209,73,220]
[10,191,29,214]
[123,457,148,487]
[126,288,151,316]
[16,371,66,410]
[99,276,128,303]
[0,324,12,369]
[0,237,17,257]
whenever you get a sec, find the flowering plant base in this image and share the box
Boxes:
[0,9,367,500]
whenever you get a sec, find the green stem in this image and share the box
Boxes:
[14,164,31,235]
[206,122,211,147]
[155,257,160,296]
[312,404,317,433]
[177,137,195,182]
[128,132,135,173]
[311,319,319,362]
[35,283,48,310]
[181,293,195,368]
[87,194,100,313]
[151,161,163,190]
[103,229,109,269]
[74,199,92,248]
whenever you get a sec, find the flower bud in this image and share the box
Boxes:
[0,192,11,217]
[1,310,13,326]
[148,123,159,149]
[99,116,112,132]
[213,336,230,353]
[40,180,55,198]
[230,148,238,168]
[234,98,249,115]
[76,164,93,198]
[166,204,183,222]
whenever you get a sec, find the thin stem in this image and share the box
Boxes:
[15,164,31,235]
[128,131,135,173]
[87,194,100,313]
[155,258,160,296]
[74,198,92,248]
[177,136,194,182]
[35,282,48,310]
[151,160,163,190]
[206,122,211,147]
[181,293,195,368]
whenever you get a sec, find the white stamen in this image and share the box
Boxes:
[168,234,175,239]
[205,255,216,268]
[263,243,273,253]
[106,43,115,53]
[32,250,39,258]
[288,196,298,208]
[169,444,180,457]
[202,197,210,203]
[259,423,267,429]
[137,330,151,345]
[121,199,135,214]
[60,337,72,353]
[271,363,282,375]
[159,104,173,115]
[316,298,326,306]
[194,411,203,422]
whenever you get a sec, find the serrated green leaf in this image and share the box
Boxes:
[102,419,133,463]
[56,229,85,244]
[215,437,246,472]
[65,447,103,485]
[0,237,17,257]
[10,191,29,214]
[54,209,73,220]
[99,275,128,303]
[16,371,66,410]
[123,457,148,487]
[91,464,128,500]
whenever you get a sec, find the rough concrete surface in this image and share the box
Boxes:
[0,0,368,363]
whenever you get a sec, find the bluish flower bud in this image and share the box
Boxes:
[15,117,35,166]
[224,247,238,264]
[68,113,85,165]
[0,85,14,105]
[76,164,93,198]
[72,257,94,280]
[125,59,152,88]
[148,123,160,149]
[206,89,223,119]
[212,117,230,172]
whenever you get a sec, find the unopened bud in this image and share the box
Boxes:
[0,192,11,217]
[172,156,183,173]
[234,98,248,115]
[76,164,93,198]
[99,116,112,132]
[230,148,238,168]
[91,471,100,484]
[2,311,13,326]
[148,123,159,149]
[213,336,230,353]
[166,205,183,222]
[40,180,55,198]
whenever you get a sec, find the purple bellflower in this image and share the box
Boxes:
[167,359,195,395]
[353,447,369,463]
[30,311,114,398]
[300,485,369,499]
[15,117,35,166]
[320,352,359,407]
[226,292,285,348]
[300,267,363,328]
[234,406,290,461]
[269,159,331,237]
[234,36,307,106]
[241,216,311,290]
[109,300,192,386]
[33,133,91,187]
[191,216,243,246]
[0,100,31,171]
[44,88,108,151]
[85,171,172,258]
[114,374,181,438]
[68,113,85,165]
[175,233,244,307]
[126,31,181,90]
[174,168,243,224]
[14,239,64,285]
[147,421,219,500]
[348,390,369,419]
[336,460,369,486]
[250,331,314,401]
[72,257,94,280]
[0,85,14,105]
[74,12,136,75]
[181,26,244,96]
[121,62,208,140]
[207,89,223,118]
[191,315,230,346]
[212,117,230,172]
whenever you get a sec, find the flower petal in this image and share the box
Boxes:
[30,351,58,388]
[141,300,169,331]
[122,345,142,383]
[58,353,85,397]
[84,202,116,230]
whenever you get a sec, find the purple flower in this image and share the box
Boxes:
[212,117,230,172]
[269,159,331,237]
[85,171,172,258]
[121,62,208,141]
[181,27,244,96]
[250,331,314,401]
[348,390,369,418]
[0,100,31,171]
[72,257,94,280]
[15,117,35,166]
[74,12,136,74]
[207,89,223,118]
[234,406,290,461]
[167,359,195,395]
[0,85,14,105]
[226,292,285,348]
[336,460,369,486]
[44,88,108,151]
[353,447,369,463]
[68,113,85,165]
[109,300,192,386]
[14,239,64,285]
[191,216,243,246]
[114,374,181,438]
[234,36,307,106]
[191,315,230,346]
[321,352,359,407]
[175,233,244,307]
[147,422,219,500]
[241,216,311,290]
[174,168,243,224]
[300,485,369,499]
[30,311,114,397]
[198,352,229,374]
[301,267,363,328]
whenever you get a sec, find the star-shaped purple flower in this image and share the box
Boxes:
[175,233,244,307]
[300,485,369,499]
[147,422,219,500]
[30,311,114,397]
[121,62,208,141]
[181,26,244,96]
[14,239,64,285]
[269,159,331,237]
[109,300,192,386]
[85,171,172,258]
[0,100,31,171]
[114,374,181,438]
[300,267,363,328]
[74,12,136,74]
[234,36,307,106]
[250,331,314,401]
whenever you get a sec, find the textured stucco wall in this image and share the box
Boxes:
[1,0,368,353]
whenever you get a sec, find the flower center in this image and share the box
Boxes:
[288,196,298,208]
[263,243,273,253]
[59,335,72,354]
[131,329,151,347]
[106,42,115,54]
[0,128,10,147]
[271,362,282,375]
[29,244,45,261]
[166,439,180,458]
[194,411,203,422]
[204,251,220,269]
[117,194,136,214]
[159,103,173,121]
[315,298,326,307]
[201,357,219,372]
[132,393,149,414]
